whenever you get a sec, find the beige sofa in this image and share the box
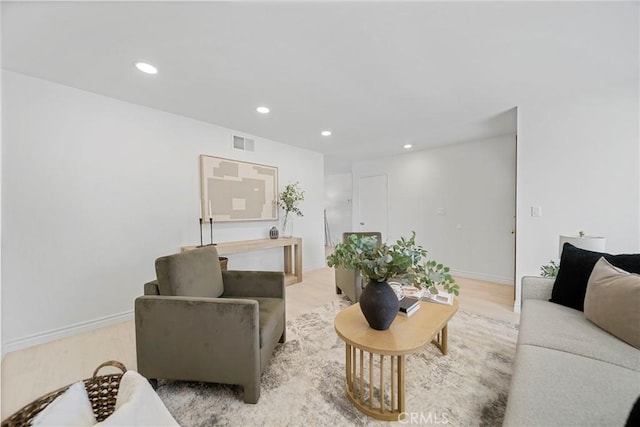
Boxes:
[503,276,640,426]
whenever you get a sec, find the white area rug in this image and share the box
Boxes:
[157,298,518,426]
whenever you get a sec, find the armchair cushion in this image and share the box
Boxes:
[155,246,224,297]
[225,296,284,347]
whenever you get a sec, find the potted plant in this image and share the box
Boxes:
[278,182,304,238]
[540,260,559,278]
[327,232,459,330]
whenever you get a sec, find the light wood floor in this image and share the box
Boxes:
[0,265,519,419]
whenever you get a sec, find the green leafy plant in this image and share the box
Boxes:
[327,231,460,296]
[540,260,559,278]
[278,182,304,235]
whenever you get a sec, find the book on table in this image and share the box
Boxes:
[421,290,454,306]
[398,296,420,317]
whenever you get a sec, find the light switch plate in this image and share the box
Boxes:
[531,206,542,217]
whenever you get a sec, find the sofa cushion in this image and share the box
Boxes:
[503,345,640,427]
[155,246,224,297]
[585,257,640,349]
[550,243,640,311]
[518,299,640,371]
[223,297,284,347]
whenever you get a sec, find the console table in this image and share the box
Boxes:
[181,237,302,285]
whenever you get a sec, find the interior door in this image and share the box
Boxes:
[357,174,389,240]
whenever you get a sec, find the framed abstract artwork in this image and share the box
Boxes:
[200,155,279,222]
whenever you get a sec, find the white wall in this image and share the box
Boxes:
[324,172,353,246]
[351,135,516,284]
[0,4,3,358]
[515,82,639,310]
[1,71,325,353]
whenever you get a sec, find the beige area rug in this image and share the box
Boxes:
[156,298,518,426]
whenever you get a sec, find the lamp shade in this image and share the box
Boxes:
[559,234,606,257]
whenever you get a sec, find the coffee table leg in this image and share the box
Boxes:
[398,355,405,414]
[431,324,449,355]
[345,344,352,392]
[442,324,448,355]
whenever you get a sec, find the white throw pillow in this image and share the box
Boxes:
[32,381,97,426]
[95,371,178,426]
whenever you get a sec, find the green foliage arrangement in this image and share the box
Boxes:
[278,182,304,235]
[327,232,460,296]
[540,260,559,278]
[278,182,305,217]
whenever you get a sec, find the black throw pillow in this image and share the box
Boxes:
[550,243,640,311]
[626,395,640,427]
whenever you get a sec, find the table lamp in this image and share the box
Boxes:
[559,231,606,257]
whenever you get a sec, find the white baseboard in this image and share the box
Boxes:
[2,310,134,358]
[450,269,513,286]
[513,301,521,313]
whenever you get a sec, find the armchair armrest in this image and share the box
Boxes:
[135,295,260,381]
[521,276,555,302]
[222,270,285,299]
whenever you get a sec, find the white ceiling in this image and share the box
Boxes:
[2,1,638,173]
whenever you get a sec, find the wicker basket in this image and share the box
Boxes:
[1,360,127,427]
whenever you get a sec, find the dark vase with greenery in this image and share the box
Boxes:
[327,232,460,330]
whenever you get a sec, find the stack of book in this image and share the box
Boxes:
[398,296,420,317]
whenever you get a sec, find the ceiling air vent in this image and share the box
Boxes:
[233,135,255,151]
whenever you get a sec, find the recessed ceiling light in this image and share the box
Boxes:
[403,144,413,149]
[135,62,158,75]
[256,106,270,114]
[321,130,332,136]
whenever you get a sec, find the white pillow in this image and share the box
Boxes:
[32,381,97,426]
[95,371,178,426]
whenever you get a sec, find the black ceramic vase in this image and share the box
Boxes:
[359,279,400,330]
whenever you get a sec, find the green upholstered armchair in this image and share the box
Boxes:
[135,245,286,404]
[334,231,382,303]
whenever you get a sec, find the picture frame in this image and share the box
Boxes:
[200,155,279,222]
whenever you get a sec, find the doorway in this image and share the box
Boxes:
[357,174,389,240]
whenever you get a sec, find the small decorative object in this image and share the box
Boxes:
[540,260,559,278]
[278,182,304,238]
[327,231,459,330]
[269,226,279,239]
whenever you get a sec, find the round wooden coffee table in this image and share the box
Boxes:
[334,299,458,421]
